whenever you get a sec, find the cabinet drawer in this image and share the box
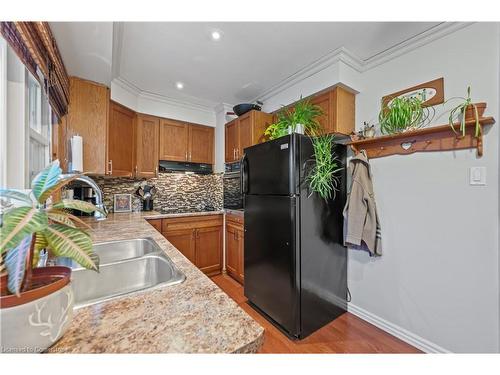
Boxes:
[162,215,223,232]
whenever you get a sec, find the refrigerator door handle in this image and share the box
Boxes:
[240,153,249,194]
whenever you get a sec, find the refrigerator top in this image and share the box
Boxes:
[242,134,313,197]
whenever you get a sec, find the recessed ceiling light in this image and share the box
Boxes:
[175,82,184,90]
[211,30,222,41]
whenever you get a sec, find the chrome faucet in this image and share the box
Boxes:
[60,174,108,220]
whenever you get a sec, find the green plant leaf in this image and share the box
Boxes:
[31,160,62,202]
[0,206,48,254]
[0,189,33,206]
[42,224,97,270]
[47,209,77,228]
[37,173,83,203]
[52,199,105,216]
[5,234,32,296]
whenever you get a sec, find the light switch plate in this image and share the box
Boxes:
[469,167,486,186]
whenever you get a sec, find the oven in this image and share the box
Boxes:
[223,162,243,209]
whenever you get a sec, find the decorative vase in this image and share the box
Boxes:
[0,266,73,353]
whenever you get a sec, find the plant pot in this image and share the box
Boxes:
[0,267,73,353]
[288,124,304,135]
[464,102,486,120]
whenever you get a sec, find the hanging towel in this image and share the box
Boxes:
[343,151,382,256]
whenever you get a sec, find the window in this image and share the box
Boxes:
[1,35,53,189]
[27,71,51,183]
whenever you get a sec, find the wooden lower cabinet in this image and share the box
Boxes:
[225,213,244,284]
[195,226,223,275]
[165,228,196,264]
[147,215,223,276]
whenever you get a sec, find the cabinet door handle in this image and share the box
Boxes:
[185,151,188,161]
[155,166,158,176]
[108,160,113,175]
[233,149,236,160]
[189,152,192,161]
[135,165,138,177]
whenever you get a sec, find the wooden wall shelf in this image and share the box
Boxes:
[348,117,495,159]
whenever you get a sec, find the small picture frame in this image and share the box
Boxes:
[113,194,132,213]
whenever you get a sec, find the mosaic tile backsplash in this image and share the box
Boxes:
[91,173,223,213]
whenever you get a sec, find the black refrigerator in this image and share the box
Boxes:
[242,133,347,339]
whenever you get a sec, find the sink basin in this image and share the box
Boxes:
[56,237,161,268]
[64,238,186,309]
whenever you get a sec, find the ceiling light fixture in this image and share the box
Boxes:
[211,30,222,41]
[175,82,184,90]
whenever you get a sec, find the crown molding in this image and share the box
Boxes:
[113,76,141,96]
[214,102,235,114]
[139,90,216,114]
[362,22,474,70]
[254,47,362,103]
[253,22,473,103]
[112,76,216,114]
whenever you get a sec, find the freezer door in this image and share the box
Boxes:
[242,135,298,196]
[244,194,300,337]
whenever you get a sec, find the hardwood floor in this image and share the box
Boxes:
[211,273,421,354]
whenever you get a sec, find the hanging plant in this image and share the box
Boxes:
[306,134,342,200]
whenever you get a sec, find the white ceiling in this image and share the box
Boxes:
[51,22,441,107]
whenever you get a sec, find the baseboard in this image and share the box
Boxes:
[347,303,450,353]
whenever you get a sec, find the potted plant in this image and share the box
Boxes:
[0,160,103,353]
[264,96,342,201]
[446,86,486,138]
[264,97,323,140]
[378,94,434,134]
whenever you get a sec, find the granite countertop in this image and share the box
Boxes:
[48,211,264,353]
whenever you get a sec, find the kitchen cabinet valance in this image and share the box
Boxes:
[0,22,69,118]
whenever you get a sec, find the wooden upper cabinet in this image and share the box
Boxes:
[66,77,109,174]
[136,114,160,178]
[159,119,189,161]
[108,101,135,177]
[225,119,239,163]
[159,119,215,164]
[224,110,273,163]
[309,86,355,135]
[238,113,252,157]
[189,124,214,164]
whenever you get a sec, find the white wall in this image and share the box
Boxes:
[258,23,500,352]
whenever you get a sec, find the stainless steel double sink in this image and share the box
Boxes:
[60,238,186,309]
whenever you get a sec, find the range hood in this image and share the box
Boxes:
[159,160,213,175]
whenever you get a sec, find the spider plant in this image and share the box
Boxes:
[379,94,433,134]
[447,86,482,137]
[264,97,324,140]
[306,134,342,201]
[0,160,103,296]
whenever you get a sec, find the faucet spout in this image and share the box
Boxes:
[60,174,108,220]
